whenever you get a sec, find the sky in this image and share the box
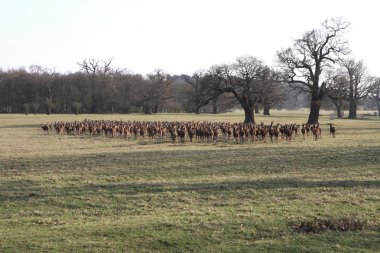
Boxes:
[1,0,379,76]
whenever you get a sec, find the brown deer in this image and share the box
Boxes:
[311,124,321,141]
[327,123,336,138]
[301,124,306,139]
[41,124,49,133]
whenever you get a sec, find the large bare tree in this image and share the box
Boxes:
[137,69,173,114]
[182,71,219,114]
[78,58,119,113]
[341,59,375,119]
[325,70,348,118]
[277,18,350,124]
[256,67,285,116]
[374,78,380,116]
[211,56,264,123]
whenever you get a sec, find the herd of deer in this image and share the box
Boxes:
[41,120,336,143]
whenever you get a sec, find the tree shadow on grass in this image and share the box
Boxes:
[0,124,40,129]
[1,178,379,201]
[255,230,380,253]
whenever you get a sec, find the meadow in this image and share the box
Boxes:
[0,111,379,252]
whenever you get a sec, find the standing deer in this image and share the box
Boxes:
[327,123,336,138]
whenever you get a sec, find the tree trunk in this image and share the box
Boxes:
[332,101,342,118]
[195,106,201,114]
[263,105,270,115]
[348,100,357,119]
[254,104,259,114]
[336,105,342,118]
[145,107,152,114]
[47,104,53,115]
[152,105,158,114]
[90,96,97,113]
[377,98,380,116]
[24,104,30,115]
[243,105,255,124]
[212,97,218,114]
[307,98,321,124]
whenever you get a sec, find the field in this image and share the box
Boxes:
[0,111,379,252]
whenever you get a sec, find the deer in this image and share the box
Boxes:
[41,124,49,133]
[178,125,186,143]
[187,126,195,142]
[311,124,321,141]
[283,124,292,142]
[42,119,339,145]
[305,124,310,137]
[327,123,336,138]
[301,124,306,139]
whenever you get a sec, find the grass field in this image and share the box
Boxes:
[0,111,379,252]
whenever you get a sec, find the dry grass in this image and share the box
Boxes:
[0,111,379,252]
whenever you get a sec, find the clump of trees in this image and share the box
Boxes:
[277,18,378,122]
[326,59,376,118]
[0,18,378,122]
[0,58,288,121]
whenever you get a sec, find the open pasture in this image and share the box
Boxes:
[0,111,379,252]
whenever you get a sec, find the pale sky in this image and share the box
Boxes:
[1,0,379,76]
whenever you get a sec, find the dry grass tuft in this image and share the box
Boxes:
[290,216,369,233]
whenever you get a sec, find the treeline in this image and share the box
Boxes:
[1,18,379,123]
[1,57,377,120]
[0,58,302,116]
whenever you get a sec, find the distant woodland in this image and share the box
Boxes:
[1,18,379,123]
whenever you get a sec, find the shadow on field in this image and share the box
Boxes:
[0,124,39,128]
[1,178,379,201]
[58,178,380,195]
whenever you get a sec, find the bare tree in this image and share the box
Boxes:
[277,18,350,124]
[342,59,375,119]
[28,65,59,115]
[45,97,55,115]
[211,56,264,123]
[374,78,380,116]
[325,69,348,118]
[44,68,58,115]
[1,69,21,112]
[31,102,40,114]
[137,69,173,114]
[113,73,143,113]
[256,67,286,116]
[78,58,119,113]
[182,71,218,114]
[23,103,31,115]
[72,101,82,115]
[78,58,116,76]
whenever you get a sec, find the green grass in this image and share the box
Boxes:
[0,111,379,252]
